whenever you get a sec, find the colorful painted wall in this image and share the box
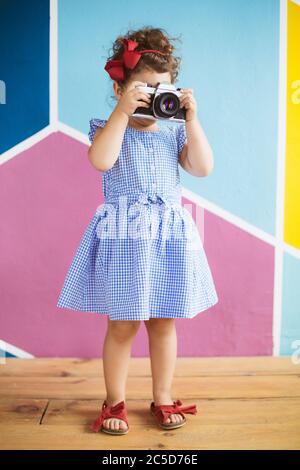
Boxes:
[0,0,299,358]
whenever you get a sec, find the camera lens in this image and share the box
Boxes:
[154,92,180,118]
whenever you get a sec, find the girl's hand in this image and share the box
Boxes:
[115,81,151,118]
[179,88,197,122]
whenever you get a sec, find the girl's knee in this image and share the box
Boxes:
[108,319,141,340]
[144,318,175,334]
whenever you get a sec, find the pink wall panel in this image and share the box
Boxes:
[176,206,274,356]
[0,132,274,357]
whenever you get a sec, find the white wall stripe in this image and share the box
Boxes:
[273,0,288,357]
[50,0,58,128]
[0,124,56,164]
[181,187,277,246]
[58,121,90,144]
[283,242,300,260]
[0,340,34,359]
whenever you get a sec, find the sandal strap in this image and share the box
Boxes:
[91,400,128,433]
[152,399,197,424]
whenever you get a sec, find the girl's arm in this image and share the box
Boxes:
[88,80,149,172]
[88,109,128,171]
[179,118,214,177]
[179,88,214,177]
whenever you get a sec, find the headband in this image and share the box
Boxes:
[104,38,168,81]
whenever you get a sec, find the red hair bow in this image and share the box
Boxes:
[104,38,167,81]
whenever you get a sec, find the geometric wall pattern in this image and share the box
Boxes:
[0,0,299,357]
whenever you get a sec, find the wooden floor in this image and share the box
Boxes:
[0,357,300,450]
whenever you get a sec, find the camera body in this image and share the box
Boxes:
[133,82,186,123]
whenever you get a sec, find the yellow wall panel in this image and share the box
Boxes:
[284,0,300,248]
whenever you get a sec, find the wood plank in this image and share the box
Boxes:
[0,422,299,450]
[1,357,300,450]
[43,397,300,426]
[0,398,48,424]
[0,375,300,400]
[1,357,299,377]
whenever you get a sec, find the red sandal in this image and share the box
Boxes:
[150,399,197,430]
[90,400,129,435]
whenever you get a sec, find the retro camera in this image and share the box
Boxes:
[133,82,186,123]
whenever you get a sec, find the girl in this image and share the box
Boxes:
[57,27,218,436]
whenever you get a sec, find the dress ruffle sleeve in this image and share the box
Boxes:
[176,123,187,156]
[88,118,107,143]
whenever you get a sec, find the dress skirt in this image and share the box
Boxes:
[57,190,219,320]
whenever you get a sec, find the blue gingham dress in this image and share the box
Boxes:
[57,118,219,320]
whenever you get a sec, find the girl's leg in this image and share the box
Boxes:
[102,318,141,431]
[144,318,184,425]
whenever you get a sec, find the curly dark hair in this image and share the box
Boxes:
[105,26,183,89]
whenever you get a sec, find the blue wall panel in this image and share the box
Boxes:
[0,0,49,154]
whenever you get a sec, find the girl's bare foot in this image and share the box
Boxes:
[153,395,184,425]
[102,399,128,431]
[103,417,128,431]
